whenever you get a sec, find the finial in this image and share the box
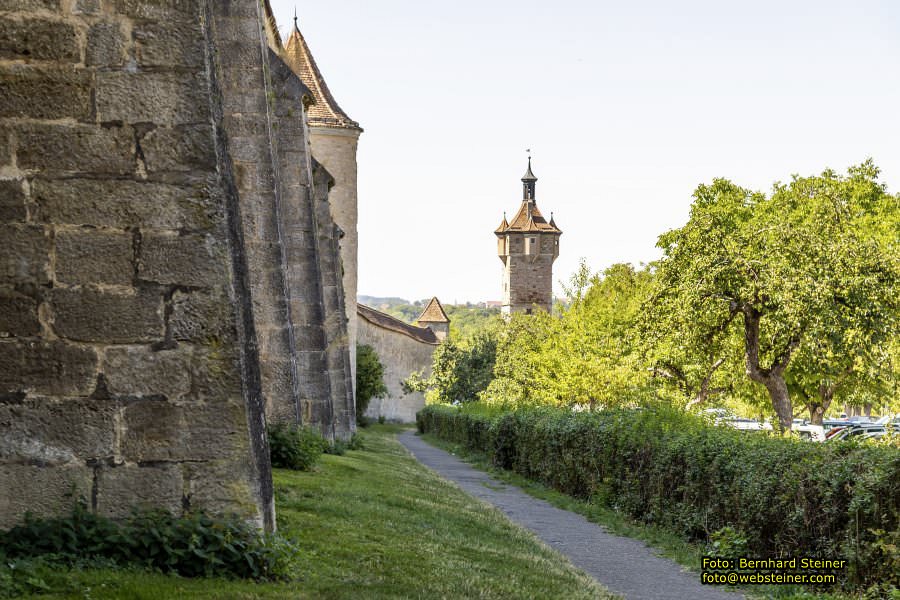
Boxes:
[293,6,298,29]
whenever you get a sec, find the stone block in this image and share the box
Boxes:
[141,125,215,174]
[103,345,192,400]
[96,464,182,518]
[0,130,10,167]
[183,401,246,460]
[0,225,49,285]
[190,347,242,400]
[132,20,204,68]
[32,177,221,231]
[0,180,26,222]
[182,459,255,519]
[96,72,208,126]
[0,465,93,530]
[0,340,97,396]
[86,21,126,67]
[55,228,134,286]
[17,124,134,176]
[0,292,40,337]
[120,399,182,461]
[51,288,163,343]
[112,0,199,19]
[0,398,117,465]
[170,290,234,343]
[0,67,91,121]
[73,0,101,14]
[138,232,225,287]
[0,0,60,8]
[0,18,79,62]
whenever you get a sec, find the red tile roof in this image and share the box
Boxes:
[496,202,561,235]
[416,297,450,324]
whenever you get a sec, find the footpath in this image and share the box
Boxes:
[398,430,742,600]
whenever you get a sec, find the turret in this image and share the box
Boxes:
[495,158,561,315]
[416,297,450,341]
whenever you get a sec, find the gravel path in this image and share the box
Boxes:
[398,430,742,600]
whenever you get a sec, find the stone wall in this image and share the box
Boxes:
[357,306,438,423]
[309,128,360,395]
[0,0,353,531]
[502,233,558,314]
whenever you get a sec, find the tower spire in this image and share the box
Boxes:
[293,6,298,30]
[521,154,537,202]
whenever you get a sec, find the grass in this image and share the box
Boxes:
[11,424,613,599]
[418,433,863,600]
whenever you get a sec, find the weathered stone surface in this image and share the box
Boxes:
[121,400,243,462]
[32,178,221,231]
[182,459,254,517]
[139,232,226,287]
[0,180,26,222]
[103,345,191,400]
[51,288,163,343]
[73,0,101,14]
[141,124,215,173]
[96,72,208,125]
[0,18,79,62]
[0,68,91,121]
[86,21,126,67]
[171,290,234,343]
[0,340,97,396]
[190,347,243,400]
[0,0,60,9]
[0,130,10,167]
[133,20,204,68]
[55,228,134,286]
[0,225,49,284]
[0,398,117,465]
[0,292,40,337]
[0,465,92,529]
[16,124,134,175]
[96,464,182,518]
[112,0,199,19]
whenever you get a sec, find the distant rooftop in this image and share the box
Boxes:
[416,297,450,324]
[358,304,439,345]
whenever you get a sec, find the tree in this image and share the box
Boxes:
[404,329,498,405]
[650,162,898,429]
[356,344,387,424]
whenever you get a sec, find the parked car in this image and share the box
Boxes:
[825,423,899,442]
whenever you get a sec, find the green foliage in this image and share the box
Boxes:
[356,344,387,424]
[418,403,900,590]
[405,328,498,404]
[707,526,748,560]
[646,162,899,427]
[0,500,297,584]
[268,423,325,471]
[484,261,655,409]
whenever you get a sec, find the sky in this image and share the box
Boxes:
[270,0,900,304]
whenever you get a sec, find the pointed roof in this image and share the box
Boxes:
[494,213,509,234]
[497,202,562,234]
[283,18,361,131]
[416,297,450,324]
[521,156,537,181]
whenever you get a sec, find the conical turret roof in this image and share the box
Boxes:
[283,19,361,131]
[521,157,537,181]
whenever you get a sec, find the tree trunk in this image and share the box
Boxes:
[741,306,795,431]
[807,403,825,426]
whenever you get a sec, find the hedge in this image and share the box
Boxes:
[417,403,900,590]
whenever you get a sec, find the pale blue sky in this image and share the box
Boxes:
[270,0,900,303]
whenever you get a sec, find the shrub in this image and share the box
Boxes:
[356,344,387,424]
[0,500,297,582]
[418,403,900,590]
[268,423,325,470]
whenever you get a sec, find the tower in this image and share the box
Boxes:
[283,15,363,388]
[495,158,561,315]
[416,297,451,341]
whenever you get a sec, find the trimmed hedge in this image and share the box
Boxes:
[417,404,900,589]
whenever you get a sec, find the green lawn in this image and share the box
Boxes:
[18,425,612,599]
